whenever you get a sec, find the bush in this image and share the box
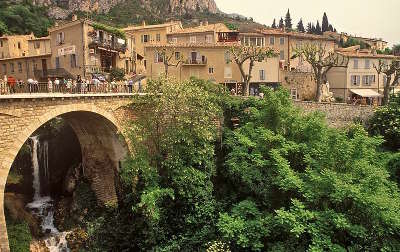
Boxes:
[109,68,125,81]
[5,209,32,252]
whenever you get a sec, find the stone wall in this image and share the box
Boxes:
[280,70,317,101]
[294,101,376,128]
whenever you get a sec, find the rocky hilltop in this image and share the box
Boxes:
[31,0,218,19]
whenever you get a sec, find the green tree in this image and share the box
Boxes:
[373,59,400,105]
[370,93,400,150]
[285,9,292,29]
[278,17,284,29]
[218,88,400,251]
[271,18,276,29]
[297,19,305,33]
[0,20,8,36]
[322,12,329,33]
[306,22,313,34]
[315,20,322,35]
[393,44,400,56]
[109,68,125,81]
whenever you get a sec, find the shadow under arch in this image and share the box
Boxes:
[0,104,130,252]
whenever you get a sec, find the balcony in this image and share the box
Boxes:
[89,38,127,53]
[182,57,207,66]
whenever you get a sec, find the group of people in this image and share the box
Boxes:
[0,74,142,95]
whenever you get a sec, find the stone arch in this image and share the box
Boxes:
[0,103,130,252]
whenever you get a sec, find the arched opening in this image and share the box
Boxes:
[3,110,128,251]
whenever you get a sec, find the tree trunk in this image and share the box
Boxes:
[383,76,392,105]
[244,79,250,96]
[165,63,169,77]
[316,79,323,102]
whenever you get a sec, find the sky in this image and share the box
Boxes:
[214,0,399,46]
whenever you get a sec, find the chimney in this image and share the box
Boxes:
[204,20,208,26]
[199,21,203,26]
[72,14,78,21]
[142,20,146,27]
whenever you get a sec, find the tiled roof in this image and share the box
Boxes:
[170,23,234,34]
[28,37,50,41]
[259,28,335,41]
[123,21,182,32]
[145,41,240,48]
[336,50,400,59]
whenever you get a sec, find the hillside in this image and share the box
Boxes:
[0,0,264,37]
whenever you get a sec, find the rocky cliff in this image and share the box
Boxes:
[32,0,218,19]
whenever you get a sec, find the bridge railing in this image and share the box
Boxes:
[0,82,142,95]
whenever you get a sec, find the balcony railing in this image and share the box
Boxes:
[183,58,207,65]
[89,38,127,53]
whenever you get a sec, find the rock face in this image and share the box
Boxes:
[168,0,218,13]
[32,0,218,19]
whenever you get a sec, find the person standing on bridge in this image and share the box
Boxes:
[47,78,53,93]
[54,78,60,93]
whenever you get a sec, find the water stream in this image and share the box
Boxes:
[26,136,70,252]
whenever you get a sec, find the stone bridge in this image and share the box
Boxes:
[0,93,138,251]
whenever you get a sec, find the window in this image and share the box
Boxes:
[224,51,230,63]
[57,32,65,45]
[290,88,298,100]
[156,33,161,42]
[32,60,37,71]
[280,50,285,60]
[2,64,6,74]
[17,42,21,49]
[10,63,14,73]
[190,36,196,43]
[132,36,135,44]
[208,67,214,74]
[206,35,213,43]
[362,75,375,86]
[256,37,264,47]
[175,52,181,60]
[0,40,3,47]
[34,41,40,49]
[353,59,358,69]
[351,75,360,85]
[1,52,3,58]
[365,59,370,69]
[170,37,177,44]
[70,54,77,68]
[154,52,163,63]
[280,37,285,45]
[17,62,22,73]
[142,34,149,43]
[55,57,60,69]
[270,37,275,45]
[259,69,265,80]
[224,66,232,78]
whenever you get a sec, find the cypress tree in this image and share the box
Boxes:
[297,19,305,33]
[322,12,329,32]
[285,9,292,29]
[279,17,284,29]
[306,22,313,34]
[311,23,316,34]
[272,18,277,28]
[328,24,334,32]
[315,20,322,35]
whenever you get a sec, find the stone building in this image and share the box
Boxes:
[0,35,51,81]
[327,46,400,101]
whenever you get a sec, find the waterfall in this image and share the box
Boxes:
[43,140,49,183]
[26,136,70,252]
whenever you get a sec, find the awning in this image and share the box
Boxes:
[350,89,383,98]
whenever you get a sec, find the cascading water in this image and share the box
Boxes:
[26,136,70,252]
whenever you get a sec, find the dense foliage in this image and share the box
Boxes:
[83,81,400,251]
[0,0,52,37]
[5,209,32,252]
[370,93,400,150]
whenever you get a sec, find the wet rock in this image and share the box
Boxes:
[30,240,49,252]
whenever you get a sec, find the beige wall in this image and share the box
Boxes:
[168,31,216,44]
[0,56,51,80]
[28,39,51,57]
[0,35,32,59]
[327,57,387,99]
[146,46,242,84]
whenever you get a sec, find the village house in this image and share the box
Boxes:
[123,21,183,75]
[327,46,400,103]
[43,15,134,81]
[0,34,51,81]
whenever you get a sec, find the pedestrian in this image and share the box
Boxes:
[27,78,34,93]
[33,78,39,93]
[77,75,82,93]
[47,78,53,93]
[128,79,133,93]
[8,76,16,94]
[67,79,72,93]
[54,77,60,92]
[111,79,117,93]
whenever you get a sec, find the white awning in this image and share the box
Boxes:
[350,89,383,98]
